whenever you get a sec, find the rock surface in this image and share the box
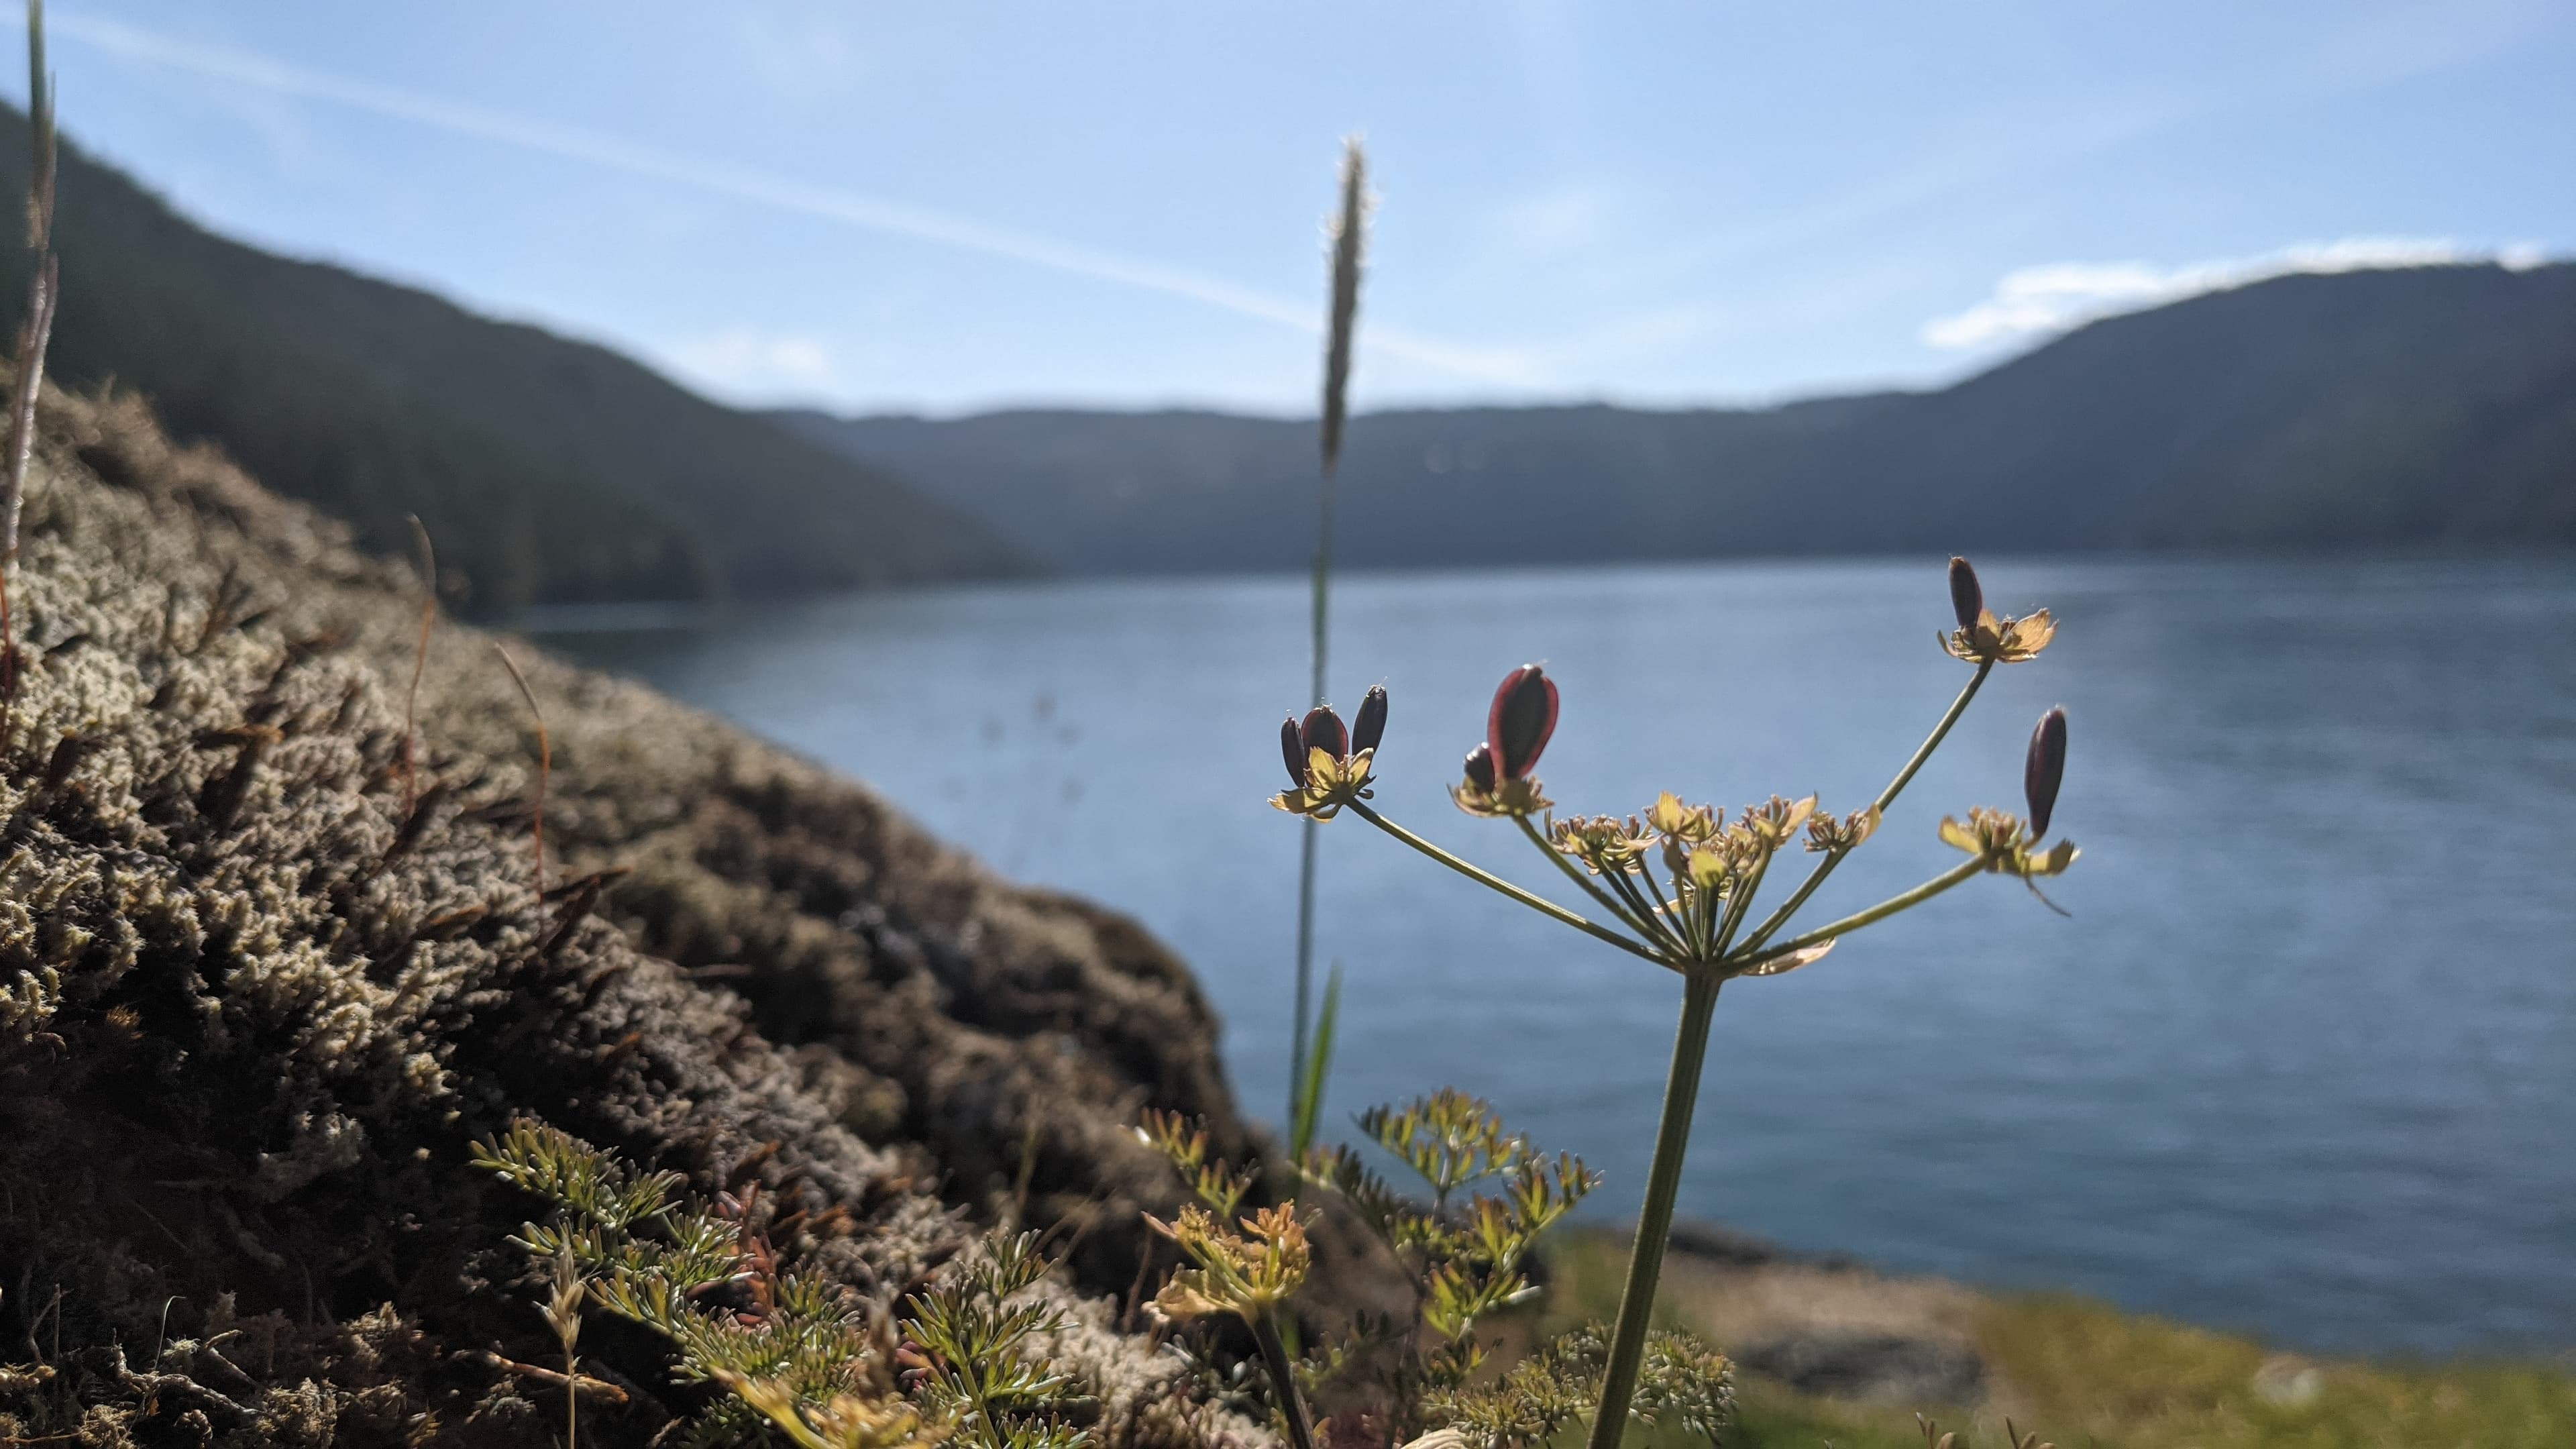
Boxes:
[0,387,1274,1448]
[1651,1222,1992,1410]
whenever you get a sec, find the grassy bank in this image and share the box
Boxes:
[1537,1228,2576,1448]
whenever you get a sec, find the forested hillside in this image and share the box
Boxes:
[782,262,2576,574]
[0,105,1030,612]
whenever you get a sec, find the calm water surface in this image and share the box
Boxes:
[537,557,2576,1358]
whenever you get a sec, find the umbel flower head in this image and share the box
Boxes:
[1941,555,2057,665]
[1454,665,1558,818]
[1805,805,1881,854]
[1145,1202,1312,1324]
[1272,692,1383,819]
[1549,814,1658,875]
[1940,707,2078,881]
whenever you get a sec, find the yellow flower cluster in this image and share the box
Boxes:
[1938,805,2079,878]
[1272,745,1377,819]
[1145,1203,1312,1325]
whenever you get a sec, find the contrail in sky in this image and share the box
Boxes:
[50,12,1544,387]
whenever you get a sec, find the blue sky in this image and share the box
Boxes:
[25,1,2575,415]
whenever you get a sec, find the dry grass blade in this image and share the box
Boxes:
[400,515,436,812]
[21,0,48,254]
[493,643,550,901]
[0,0,59,753]
[0,255,53,563]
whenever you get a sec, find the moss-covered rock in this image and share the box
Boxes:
[0,386,1269,1448]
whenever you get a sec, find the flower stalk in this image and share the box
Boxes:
[1265,556,2077,1449]
[1591,970,1721,1448]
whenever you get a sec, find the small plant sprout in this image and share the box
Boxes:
[493,642,551,901]
[1142,1201,1316,1449]
[1916,1413,2056,1449]
[476,1121,1061,1449]
[1269,555,2077,1449]
[543,1243,587,1449]
[400,516,437,814]
[1139,1096,1688,1448]
[1299,1091,1599,1441]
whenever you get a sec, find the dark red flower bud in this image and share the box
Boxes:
[1299,704,1350,762]
[1487,665,1558,781]
[1462,741,1497,792]
[2025,706,2067,839]
[1352,685,1389,755]
[1948,556,1984,631]
[1281,716,1307,786]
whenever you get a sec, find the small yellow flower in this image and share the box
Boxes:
[1804,806,1881,854]
[1145,1202,1311,1324]
[1451,774,1552,819]
[1943,607,2058,665]
[1680,844,1733,894]
[1741,794,1818,848]
[1938,806,2078,877]
[1271,745,1376,820]
[1549,814,1656,874]
[718,1373,946,1449]
[1646,791,1719,843]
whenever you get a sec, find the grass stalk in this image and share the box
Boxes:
[493,643,550,902]
[401,517,437,814]
[1289,138,1368,1134]
[0,0,57,755]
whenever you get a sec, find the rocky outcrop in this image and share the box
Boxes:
[0,387,1268,1448]
[1650,1222,1990,1410]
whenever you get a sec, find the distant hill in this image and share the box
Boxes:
[0,106,1030,612]
[780,262,2576,574]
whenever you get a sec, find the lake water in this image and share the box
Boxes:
[535,557,2576,1360]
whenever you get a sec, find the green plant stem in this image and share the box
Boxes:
[1628,858,1695,959]
[1516,814,1665,943]
[1730,856,1988,969]
[1710,844,1774,959]
[1587,971,1723,1449]
[1607,870,1686,956]
[1289,818,1321,1132]
[1350,802,1670,967]
[1252,1310,1318,1449]
[1740,661,1993,955]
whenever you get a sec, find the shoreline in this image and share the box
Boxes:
[1534,1222,2576,1447]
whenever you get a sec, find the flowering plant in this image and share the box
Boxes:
[1271,555,2075,1449]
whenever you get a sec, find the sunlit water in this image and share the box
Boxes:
[535,557,2576,1358]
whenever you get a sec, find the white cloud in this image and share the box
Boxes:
[664,329,837,394]
[1922,237,2556,351]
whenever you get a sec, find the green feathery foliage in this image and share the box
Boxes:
[1294,1090,1597,1436]
[474,1120,1087,1449]
[1139,1091,1729,1449]
[901,1233,1091,1449]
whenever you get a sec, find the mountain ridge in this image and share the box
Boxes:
[0,103,1033,612]
[779,262,2576,575]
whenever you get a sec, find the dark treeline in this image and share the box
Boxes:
[0,105,1028,613]
[782,262,2576,576]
